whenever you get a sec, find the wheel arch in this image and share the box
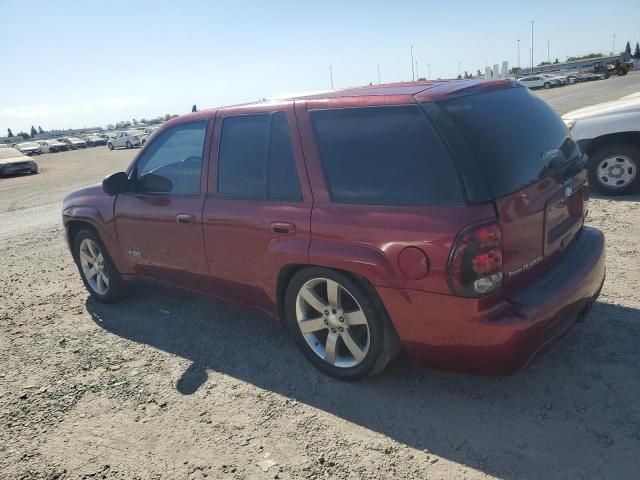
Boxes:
[582,131,640,157]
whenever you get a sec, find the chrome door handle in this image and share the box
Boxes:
[271,221,296,234]
[176,213,195,224]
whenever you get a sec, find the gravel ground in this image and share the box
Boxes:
[2,78,640,479]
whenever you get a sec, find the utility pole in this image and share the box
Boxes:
[530,20,534,74]
[410,45,415,81]
[329,65,334,89]
[612,34,616,54]
[517,39,520,72]
[458,61,461,77]
[547,40,550,63]
[415,61,419,79]
[377,63,381,84]
[428,63,431,80]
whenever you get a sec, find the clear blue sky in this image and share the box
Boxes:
[1,0,638,133]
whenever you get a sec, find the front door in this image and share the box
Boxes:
[114,119,212,291]
[202,105,312,314]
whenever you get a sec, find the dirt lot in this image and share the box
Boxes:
[2,79,640,479]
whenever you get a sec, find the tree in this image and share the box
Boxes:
[625,41,632,55]
[554,58,559,64]
[30,126,38,137]
[38,126,44,134]
[7,128,13,137]
[634,42,640,59]
[17,131,30,139]
[477,69,481,77]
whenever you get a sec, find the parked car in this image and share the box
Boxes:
[84,134,108,147]
[37,139,68,153]
[61,137,88,149]
[518,75,560,89]
[0,147,39,176]
[541,73,567,85]
[16,141,42,155]
[107,131,142,150]
[63,79,605,380]
[563,92,640,195]
[139,127,160,146]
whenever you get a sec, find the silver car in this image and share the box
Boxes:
[0,148,39,176]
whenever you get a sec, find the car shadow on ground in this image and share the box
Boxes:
[590,192,640,202]
[86,284,639,479]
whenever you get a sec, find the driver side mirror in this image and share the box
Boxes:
[102,171,130,195]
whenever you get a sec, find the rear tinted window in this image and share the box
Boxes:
[310,105,462,206]
[438,87,578,198]
[218,112,301,201]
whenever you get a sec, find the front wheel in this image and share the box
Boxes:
[588,143,640,196]
[125,141,132,149]
[543,82,551,89]
[107,143,114,150]
[74,229,129,303]
[284,267,400,380]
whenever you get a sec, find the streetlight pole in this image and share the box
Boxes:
[428,63,431,80]
[410,45,415,81]
[530,20,534,74]
[612,34,616,54]
[329,65,334,89]
[547,40,550,63]
[458,61,461,77]
[415,61,419,80]
[517,39,520,73]
[377,64,381,85]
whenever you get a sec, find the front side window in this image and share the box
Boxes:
[310,105,462,206]
[217,112,301,201]
[134,121,207,195]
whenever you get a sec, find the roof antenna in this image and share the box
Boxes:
[192,104,197,112]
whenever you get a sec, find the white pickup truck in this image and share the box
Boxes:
[563,92,640,196]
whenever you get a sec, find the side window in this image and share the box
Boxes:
[310,105,463,206]
[134,121,207,195]
[217,112,301,201]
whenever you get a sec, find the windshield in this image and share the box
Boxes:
[437,87,579,198]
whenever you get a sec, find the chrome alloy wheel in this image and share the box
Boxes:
[597,155,637,189]
[79,238,110,295]
[295,278,370,368]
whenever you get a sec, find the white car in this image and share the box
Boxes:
[107,131,142,150]
[0,148,38,176]
[541,73,567,85]
[37,139,68,153]
[563,93,640,195]
[16,141,42,155]
[518,75,560,89]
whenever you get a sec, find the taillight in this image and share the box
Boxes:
[447,220,503,297]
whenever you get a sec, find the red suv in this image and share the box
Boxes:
[63,80,605,380]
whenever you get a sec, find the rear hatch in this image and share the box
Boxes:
[436,86,588,297]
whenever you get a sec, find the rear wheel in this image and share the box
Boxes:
[543,82,551,89]
[588,143,640,196]
[284,267,400,380]
[73,229,129,303]
[125,141,132,149]
[107,142,114,150]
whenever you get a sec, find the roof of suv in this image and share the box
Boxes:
[166,79,516,126]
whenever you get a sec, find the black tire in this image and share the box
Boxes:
[543,82,551,89]
[73,228,129,303]
[125,141,132,149]
[107,142,114,150]
[284,267,401,380]
[587,143,640,196]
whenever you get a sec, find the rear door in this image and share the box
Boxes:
[202,103,312,314]
[436,86,587,296]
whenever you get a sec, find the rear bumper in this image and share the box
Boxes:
[378,227,606,375]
